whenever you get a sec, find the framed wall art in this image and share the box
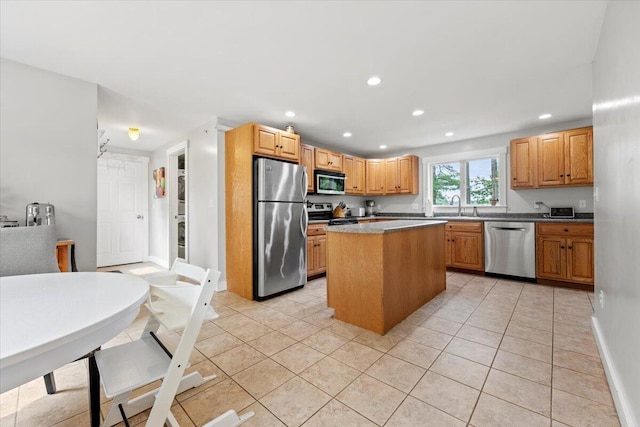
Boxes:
[153,167,166,198]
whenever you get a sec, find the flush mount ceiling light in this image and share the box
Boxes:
[128,127,140,141]
[539,113,552,120]
[367,76,382,86]
[445,132,454,137]
[285,111,296,118]
[379,145,387,149]
[412,110,424,116]
[343,132,352,138]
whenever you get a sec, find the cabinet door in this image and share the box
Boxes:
[253,125,279,157]
[329,152,342,172]
[343,155,355,193]
[366,160,386,195]
[564,127,593,186]
[567,238,594,284]
[450,232,483,271]
[300,144,315,192]
[397,156,415,193]
[353,157,365,194]
[278,132,300,161]
[315,235,327,274]
[385,158,399,194]
[536,236,567,280]
[315,148,332,170]
[510,137,537,189]
[307,237,316,275]
[538,133,565,186]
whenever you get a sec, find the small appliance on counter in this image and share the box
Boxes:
[365,200,376,216]
[26,202,55,226]
[0,215,19,228]
[548,207,575,219]
[352,207,366,217]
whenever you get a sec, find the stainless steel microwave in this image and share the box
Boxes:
[314,170,346,195]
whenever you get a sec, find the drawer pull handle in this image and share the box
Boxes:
[564,229,569,232]
[568,246,573,249]
[561,246,565,249]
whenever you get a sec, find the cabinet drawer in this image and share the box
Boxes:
[446,221,483,233]
[307,224,327,236]
[537,223,593,237]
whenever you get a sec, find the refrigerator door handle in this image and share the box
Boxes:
[301,204,308,238]
[301,169,308,200]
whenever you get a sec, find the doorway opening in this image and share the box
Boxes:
[167,141,188,263]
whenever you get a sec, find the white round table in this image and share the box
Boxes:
[0,272,149,426]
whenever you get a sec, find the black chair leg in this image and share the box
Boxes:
[44,372,56,394]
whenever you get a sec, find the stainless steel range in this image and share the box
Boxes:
[307,202,358,225]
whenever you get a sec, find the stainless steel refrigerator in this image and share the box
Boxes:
[254,157,308,299]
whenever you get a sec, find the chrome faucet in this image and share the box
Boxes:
[450,195,462,216]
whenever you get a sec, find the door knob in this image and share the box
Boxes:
[137,215,144,219]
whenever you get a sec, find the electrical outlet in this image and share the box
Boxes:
[599,290,604,309]
[411,203,419,210]
[579,200,586,208]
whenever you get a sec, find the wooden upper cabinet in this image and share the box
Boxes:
[365,159,385,195]
[538,132,566,187]
[252,124,300,162]
[315,148,342,172]
[385,158,399,194]
[385,155,419,194]
[343,155,365,195]
[564,127,593,186]
[511,126,593,189]
[510,137,537,189]
[300,144,315,192]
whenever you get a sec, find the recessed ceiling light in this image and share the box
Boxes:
[380,145,387,149]
[445,132,454,137]
[367,76,382,86]
[343,132,352,138]
[539,113,552,120]
[412,110,424,116]
[285,111,296,118]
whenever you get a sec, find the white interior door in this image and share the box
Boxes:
[97,158,147,267]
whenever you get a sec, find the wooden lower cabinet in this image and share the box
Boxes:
[536,223,594,287]
[445,221,484,272]
[307,224,327,277]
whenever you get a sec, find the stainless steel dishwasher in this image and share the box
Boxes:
[484,221,536,279]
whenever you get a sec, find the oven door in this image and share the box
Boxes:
[315,171,346,195]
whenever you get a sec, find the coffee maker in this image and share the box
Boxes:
[365,200,376,216]
[26,202,55,226]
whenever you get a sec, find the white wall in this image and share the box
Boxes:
[591,2,640,426]
[148,119,225,280]
[0,59,98,271]
[373,118,594,215]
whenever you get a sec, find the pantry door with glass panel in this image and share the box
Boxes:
[97,157,147,267]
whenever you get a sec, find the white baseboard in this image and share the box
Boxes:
[592,316,638,427]
[216,280,227,292]
[145,255,170,270]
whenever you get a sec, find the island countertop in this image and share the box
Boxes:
[325,219,448,234]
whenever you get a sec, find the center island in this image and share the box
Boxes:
[326,220,447,335]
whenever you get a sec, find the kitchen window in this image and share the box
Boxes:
[425,148,507,207]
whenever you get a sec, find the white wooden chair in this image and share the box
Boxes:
[95,263,253,426]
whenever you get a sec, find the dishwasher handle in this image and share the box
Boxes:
[491,226,528,232]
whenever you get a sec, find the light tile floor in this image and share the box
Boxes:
[0,264,620,426]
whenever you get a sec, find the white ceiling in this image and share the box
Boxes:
[0,1,606,155]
